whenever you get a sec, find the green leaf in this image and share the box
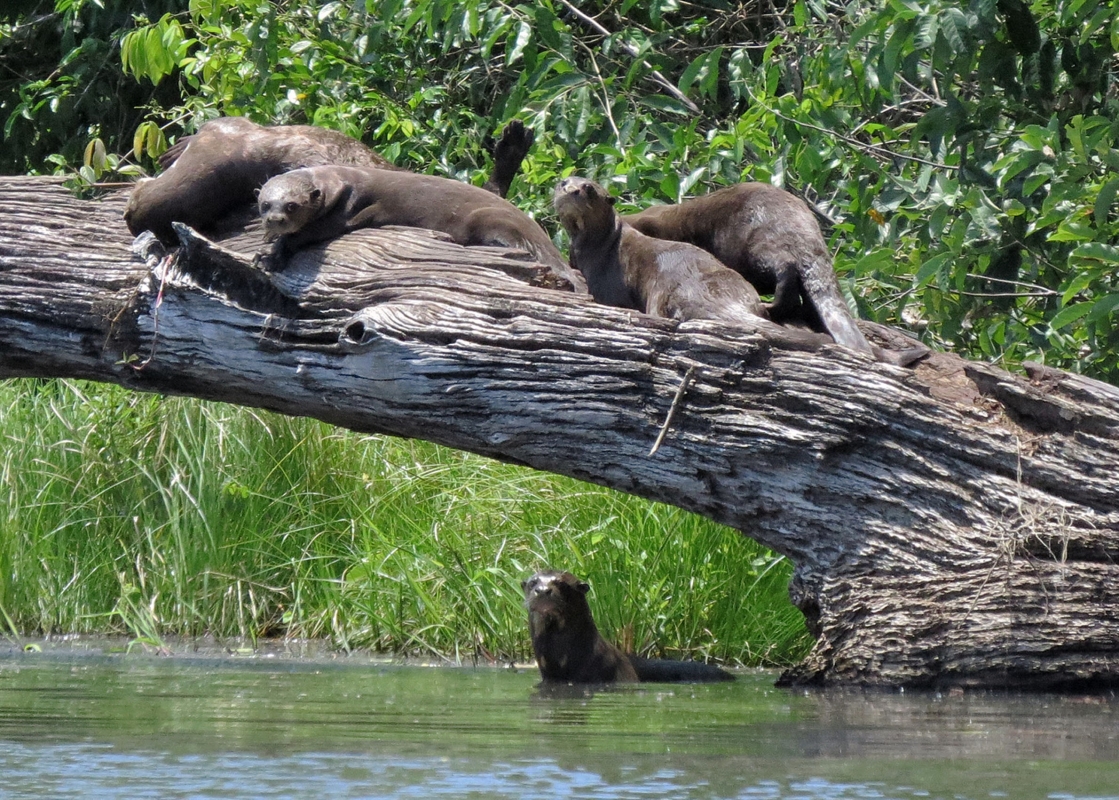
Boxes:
[914,252,953,288]
[793,0,807,28]
[1070,242,1119,264]
[700,47,723,100]
[506,20,532,65]
[1048,221,1094,242]
[1088,293,1119,323]
[914,14,938,49]
[638,95,693,116]
[534,4,563,52]
[1048,302,1092,330]
[679,52,708,95]
[938,8,967,52]
[1094,177,1119,227]
[1060,268,1098,305]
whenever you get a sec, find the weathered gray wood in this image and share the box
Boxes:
[1,175,1117,688]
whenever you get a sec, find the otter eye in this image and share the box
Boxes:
[260,201,271,212]
[284,201,298,213]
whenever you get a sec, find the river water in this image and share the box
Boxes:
[1,638,1116,799]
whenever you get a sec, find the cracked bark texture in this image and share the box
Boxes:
[1,176,1117,688]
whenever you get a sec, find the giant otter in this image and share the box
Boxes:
[124,117,395,244]
[623,183,874,354]
[257,164,586,291]
[553,176,766,324]
[125,116,539,244]
[522,570,735,684]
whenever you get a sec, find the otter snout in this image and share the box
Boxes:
[522,573,559,607]
[553,177,580,200]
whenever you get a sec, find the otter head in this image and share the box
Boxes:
[258,171,326,241]
[522,570,595,634]
[553,176,617,240]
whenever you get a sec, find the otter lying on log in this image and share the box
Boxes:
[124,116,536,245]
[522,570,735,684]
[256,165,586,291]
[623,183,873,355]
[553,176,766,324]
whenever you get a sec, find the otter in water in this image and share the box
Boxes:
[522,570,735,684]
[553,176,765,324]
[256,164,586,291]
[124,116,540,244]
[623,183,873,354]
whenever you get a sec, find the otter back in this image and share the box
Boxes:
[124,117,393,244]
[257,165,585,291]
[624,183,873,354]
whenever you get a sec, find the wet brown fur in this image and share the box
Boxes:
[553,177,765,324]
[523,571,638,683]
[624,183,874,354]
[125,116,540,246]
[257,165,586,291]
[523,570,735,684]
[124,117,394,244]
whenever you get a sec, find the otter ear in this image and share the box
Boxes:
[521,578,531,591]
[607,195,616,207]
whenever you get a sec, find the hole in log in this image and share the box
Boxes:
[345,320,367,343]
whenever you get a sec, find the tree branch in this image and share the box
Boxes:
[555,0,702,114]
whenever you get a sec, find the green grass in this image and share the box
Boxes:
[0,378,810,666]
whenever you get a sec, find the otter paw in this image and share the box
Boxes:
[492,120,535,163]
[253,250,287,273]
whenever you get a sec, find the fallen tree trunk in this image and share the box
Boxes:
[1,175,1117,689]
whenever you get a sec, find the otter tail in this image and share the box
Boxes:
[627,655,735,683]
[802,261,873,355]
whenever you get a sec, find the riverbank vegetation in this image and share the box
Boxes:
[0,379,806,664]
[0,0,1115,661]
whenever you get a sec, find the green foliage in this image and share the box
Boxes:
[0,0,185,174]
[0,380,806,666]
[4,0,1115,379]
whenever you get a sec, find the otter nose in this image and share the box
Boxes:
[528,579,556,599]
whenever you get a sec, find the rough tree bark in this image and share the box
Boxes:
[1,176,1117,689]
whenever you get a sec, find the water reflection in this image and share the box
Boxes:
[0,638,1116,799]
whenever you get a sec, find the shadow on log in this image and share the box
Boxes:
[0,176,1117,689]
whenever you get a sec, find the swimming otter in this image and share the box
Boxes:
[256,165,586,291]
[124,116,539,244]
[623,183,873,354]
[553,176,766,324]
[522,570,735,684]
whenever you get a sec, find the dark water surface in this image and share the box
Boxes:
[1,639,1116,799]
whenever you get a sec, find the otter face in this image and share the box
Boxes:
[552,176,616,236]
[258,173,325,239]
[523,570,592,633]
[522,571,589,604]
